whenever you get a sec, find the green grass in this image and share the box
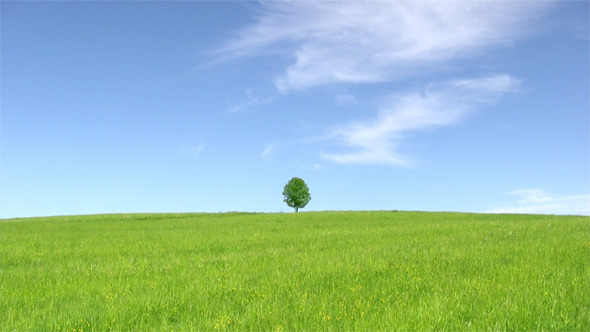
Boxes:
[1,211,588,331]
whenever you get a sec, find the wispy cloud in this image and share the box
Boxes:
[335,93,355,106]
[229,89,274,113]
[216,0,551,166]
[261,142,277,157]
[487,189,590,215]
[322,74,521,165]
[218,1,551,91]
[181,143,206,156]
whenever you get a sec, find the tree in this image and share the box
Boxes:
[282,177,311,212]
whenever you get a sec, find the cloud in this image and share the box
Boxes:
[321,74,521,165]
[487,189,590,215]
[215,1,551,165]
[217,1,551,91]
[182,143,206,156]
[335,93,355,106]
[261,142,277,157]
[229,89,274,113]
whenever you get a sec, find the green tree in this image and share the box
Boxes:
[282,177,311,213]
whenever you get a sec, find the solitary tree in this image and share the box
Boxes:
[282,177,311,212]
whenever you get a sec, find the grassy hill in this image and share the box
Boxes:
[1,211,588,331]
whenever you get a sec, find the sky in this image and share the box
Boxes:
[1,0,588,218]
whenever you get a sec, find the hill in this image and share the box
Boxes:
[1,211,588,330]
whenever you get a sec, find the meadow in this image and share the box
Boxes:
[1,211,588,331]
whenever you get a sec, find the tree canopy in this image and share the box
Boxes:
[282,177,311,212]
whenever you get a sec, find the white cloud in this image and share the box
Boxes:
[215,1,551,166]
[229,89,274,113]
[181,143,206,157]
[322,74,520,165]
[261,142,277,157]
[511,189,554,204]
[335,93,355,106]
[218,1,551,91]
[487,189,590,215]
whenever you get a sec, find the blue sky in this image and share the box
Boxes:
[1,0,588,218]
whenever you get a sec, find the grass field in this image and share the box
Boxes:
[1,211,588,331]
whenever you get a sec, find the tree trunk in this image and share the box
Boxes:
[295,207,299,213]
